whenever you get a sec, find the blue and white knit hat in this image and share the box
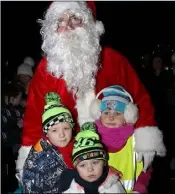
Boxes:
[100,85,131,113]
[89,85,139,124]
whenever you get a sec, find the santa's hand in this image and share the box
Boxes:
[137,151,155,172]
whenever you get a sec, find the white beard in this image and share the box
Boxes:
[41,26,101,97]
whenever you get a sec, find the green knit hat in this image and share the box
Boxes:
[42,92,75,134]
[72,122,108,167]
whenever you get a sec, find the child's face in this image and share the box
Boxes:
[19,74,31,86]
[9,93,22,106]
[101,110,125,128]
[46,122,72,147]
[76,159,104,182]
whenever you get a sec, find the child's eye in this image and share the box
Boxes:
[79,164,85,168]
[93,160,99,165]
[51,129,57,132]
[116,112,121,116]
[103,111,109,115]
[64,127,70,130]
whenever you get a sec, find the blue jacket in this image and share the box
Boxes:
[22,138,67,193]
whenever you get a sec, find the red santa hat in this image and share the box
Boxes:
[46,1,104,36]
[17,56,35,77]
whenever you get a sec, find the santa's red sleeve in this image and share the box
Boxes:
[99,47,156,128]
[21,57,48,146]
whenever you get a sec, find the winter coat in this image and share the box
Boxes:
[1,102,22,148]
[22,138,67,194]
[63,167,126,193]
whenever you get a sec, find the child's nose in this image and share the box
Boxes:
[109,114,115,120]
[58,130,65,138]
[87,164,94,172]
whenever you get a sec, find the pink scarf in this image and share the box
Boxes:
[95,120,134,153]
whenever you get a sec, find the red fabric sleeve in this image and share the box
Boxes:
[133,167,152,193]
[22,58,49,146]
[98,47,156,128]
[119,55,156,128]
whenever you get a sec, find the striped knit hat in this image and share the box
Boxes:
[100,85,131,113]
[42,92,75,134]
[72,122,108,166]
[89,85,139,124]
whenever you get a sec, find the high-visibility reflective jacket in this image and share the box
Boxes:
[108,135,143,193]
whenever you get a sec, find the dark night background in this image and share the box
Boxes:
[2,1,175,74]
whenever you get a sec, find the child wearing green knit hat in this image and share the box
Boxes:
[60,122,126,193]
[22,92,75,193]
[42,92,74,147]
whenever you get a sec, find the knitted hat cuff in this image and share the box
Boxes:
[72,147,108,166]
[43,112,74,134]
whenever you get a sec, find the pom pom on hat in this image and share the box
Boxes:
[89,85,139,124]
[42,92,75,134]
[72,122,108,166]
[23,57,35,67]
[45,92,61,106]
[79,122,97,132]
[95,20,105,36]
[17,56,35,77]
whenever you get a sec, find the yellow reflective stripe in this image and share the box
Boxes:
[122,179,135,191]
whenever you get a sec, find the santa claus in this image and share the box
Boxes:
[16,1,166,191]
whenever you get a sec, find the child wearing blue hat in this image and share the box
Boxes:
[90,85,148,193]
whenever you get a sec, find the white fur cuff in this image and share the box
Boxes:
[16,146,32,171]
[134,126,166,157]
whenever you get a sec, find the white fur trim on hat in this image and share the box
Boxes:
[134,126,166,157]
[45,1,89,21]
[17,63,33,77]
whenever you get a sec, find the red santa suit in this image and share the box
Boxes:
[16,1,166,193]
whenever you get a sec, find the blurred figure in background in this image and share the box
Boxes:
[17,92,28,118]
[1,83,25,193]
[165,52,175,179]
[17,56,35,95]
